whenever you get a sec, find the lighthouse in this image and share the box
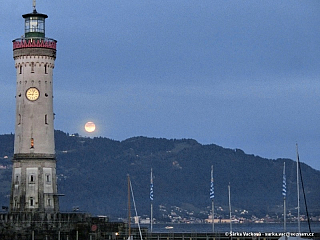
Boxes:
[9,1,59,213]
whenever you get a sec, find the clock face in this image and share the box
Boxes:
[26,87,40,101]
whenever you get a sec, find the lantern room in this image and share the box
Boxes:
[22,10,48,38]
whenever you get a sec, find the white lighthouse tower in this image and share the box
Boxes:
[10,1,59,213]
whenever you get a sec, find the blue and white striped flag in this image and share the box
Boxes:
[282,162,286,197]
[150,169,154,201]
[210,165,214,199]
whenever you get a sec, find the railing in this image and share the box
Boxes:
[13,37,57,50]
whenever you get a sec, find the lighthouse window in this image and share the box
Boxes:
[15,175,19,184]
[19,65,22,74]
[45,64,48,74]
[45,174,51,183]
[18,114,21,125]
[26,17,45,34]
[47,198,51,207]
[45,114,48,124]
[30,138,34,148]
[29,175,34,183]
[31,62,35,73]
[29,197,34,207]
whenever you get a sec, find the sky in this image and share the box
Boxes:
[1,1,320,170]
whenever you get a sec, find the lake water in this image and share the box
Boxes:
[139,222,320,234]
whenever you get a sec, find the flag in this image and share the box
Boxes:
[210,165,214,199]
[150,183,153,201]
[150,168,154,201]
[282,162,286,197]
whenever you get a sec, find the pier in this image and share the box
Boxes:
[135,232,319,240]
[0,215,318,240]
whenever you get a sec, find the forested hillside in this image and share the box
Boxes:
[0,131,319,220]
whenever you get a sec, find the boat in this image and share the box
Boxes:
[165,226,174,230]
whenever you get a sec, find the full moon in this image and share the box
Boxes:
[85,122,96,133]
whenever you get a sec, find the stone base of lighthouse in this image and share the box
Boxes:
[10,154,59,213]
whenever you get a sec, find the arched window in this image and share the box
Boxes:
[30,175,34,183]
[31,62,35,73]
[15,175,19,184]
[46,174,51,183]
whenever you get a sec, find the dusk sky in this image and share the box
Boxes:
[1,1,320,170]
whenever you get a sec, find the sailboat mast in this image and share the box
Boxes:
[228,182,232,235]
[296,146,312,233]
[150,202,153,232]
[127,174,131,238]
[130,178,143,240]
[296,144,301,233]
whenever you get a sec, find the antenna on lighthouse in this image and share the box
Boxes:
[33,0,36,11]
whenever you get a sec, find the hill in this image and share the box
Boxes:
[0,131,319,221]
